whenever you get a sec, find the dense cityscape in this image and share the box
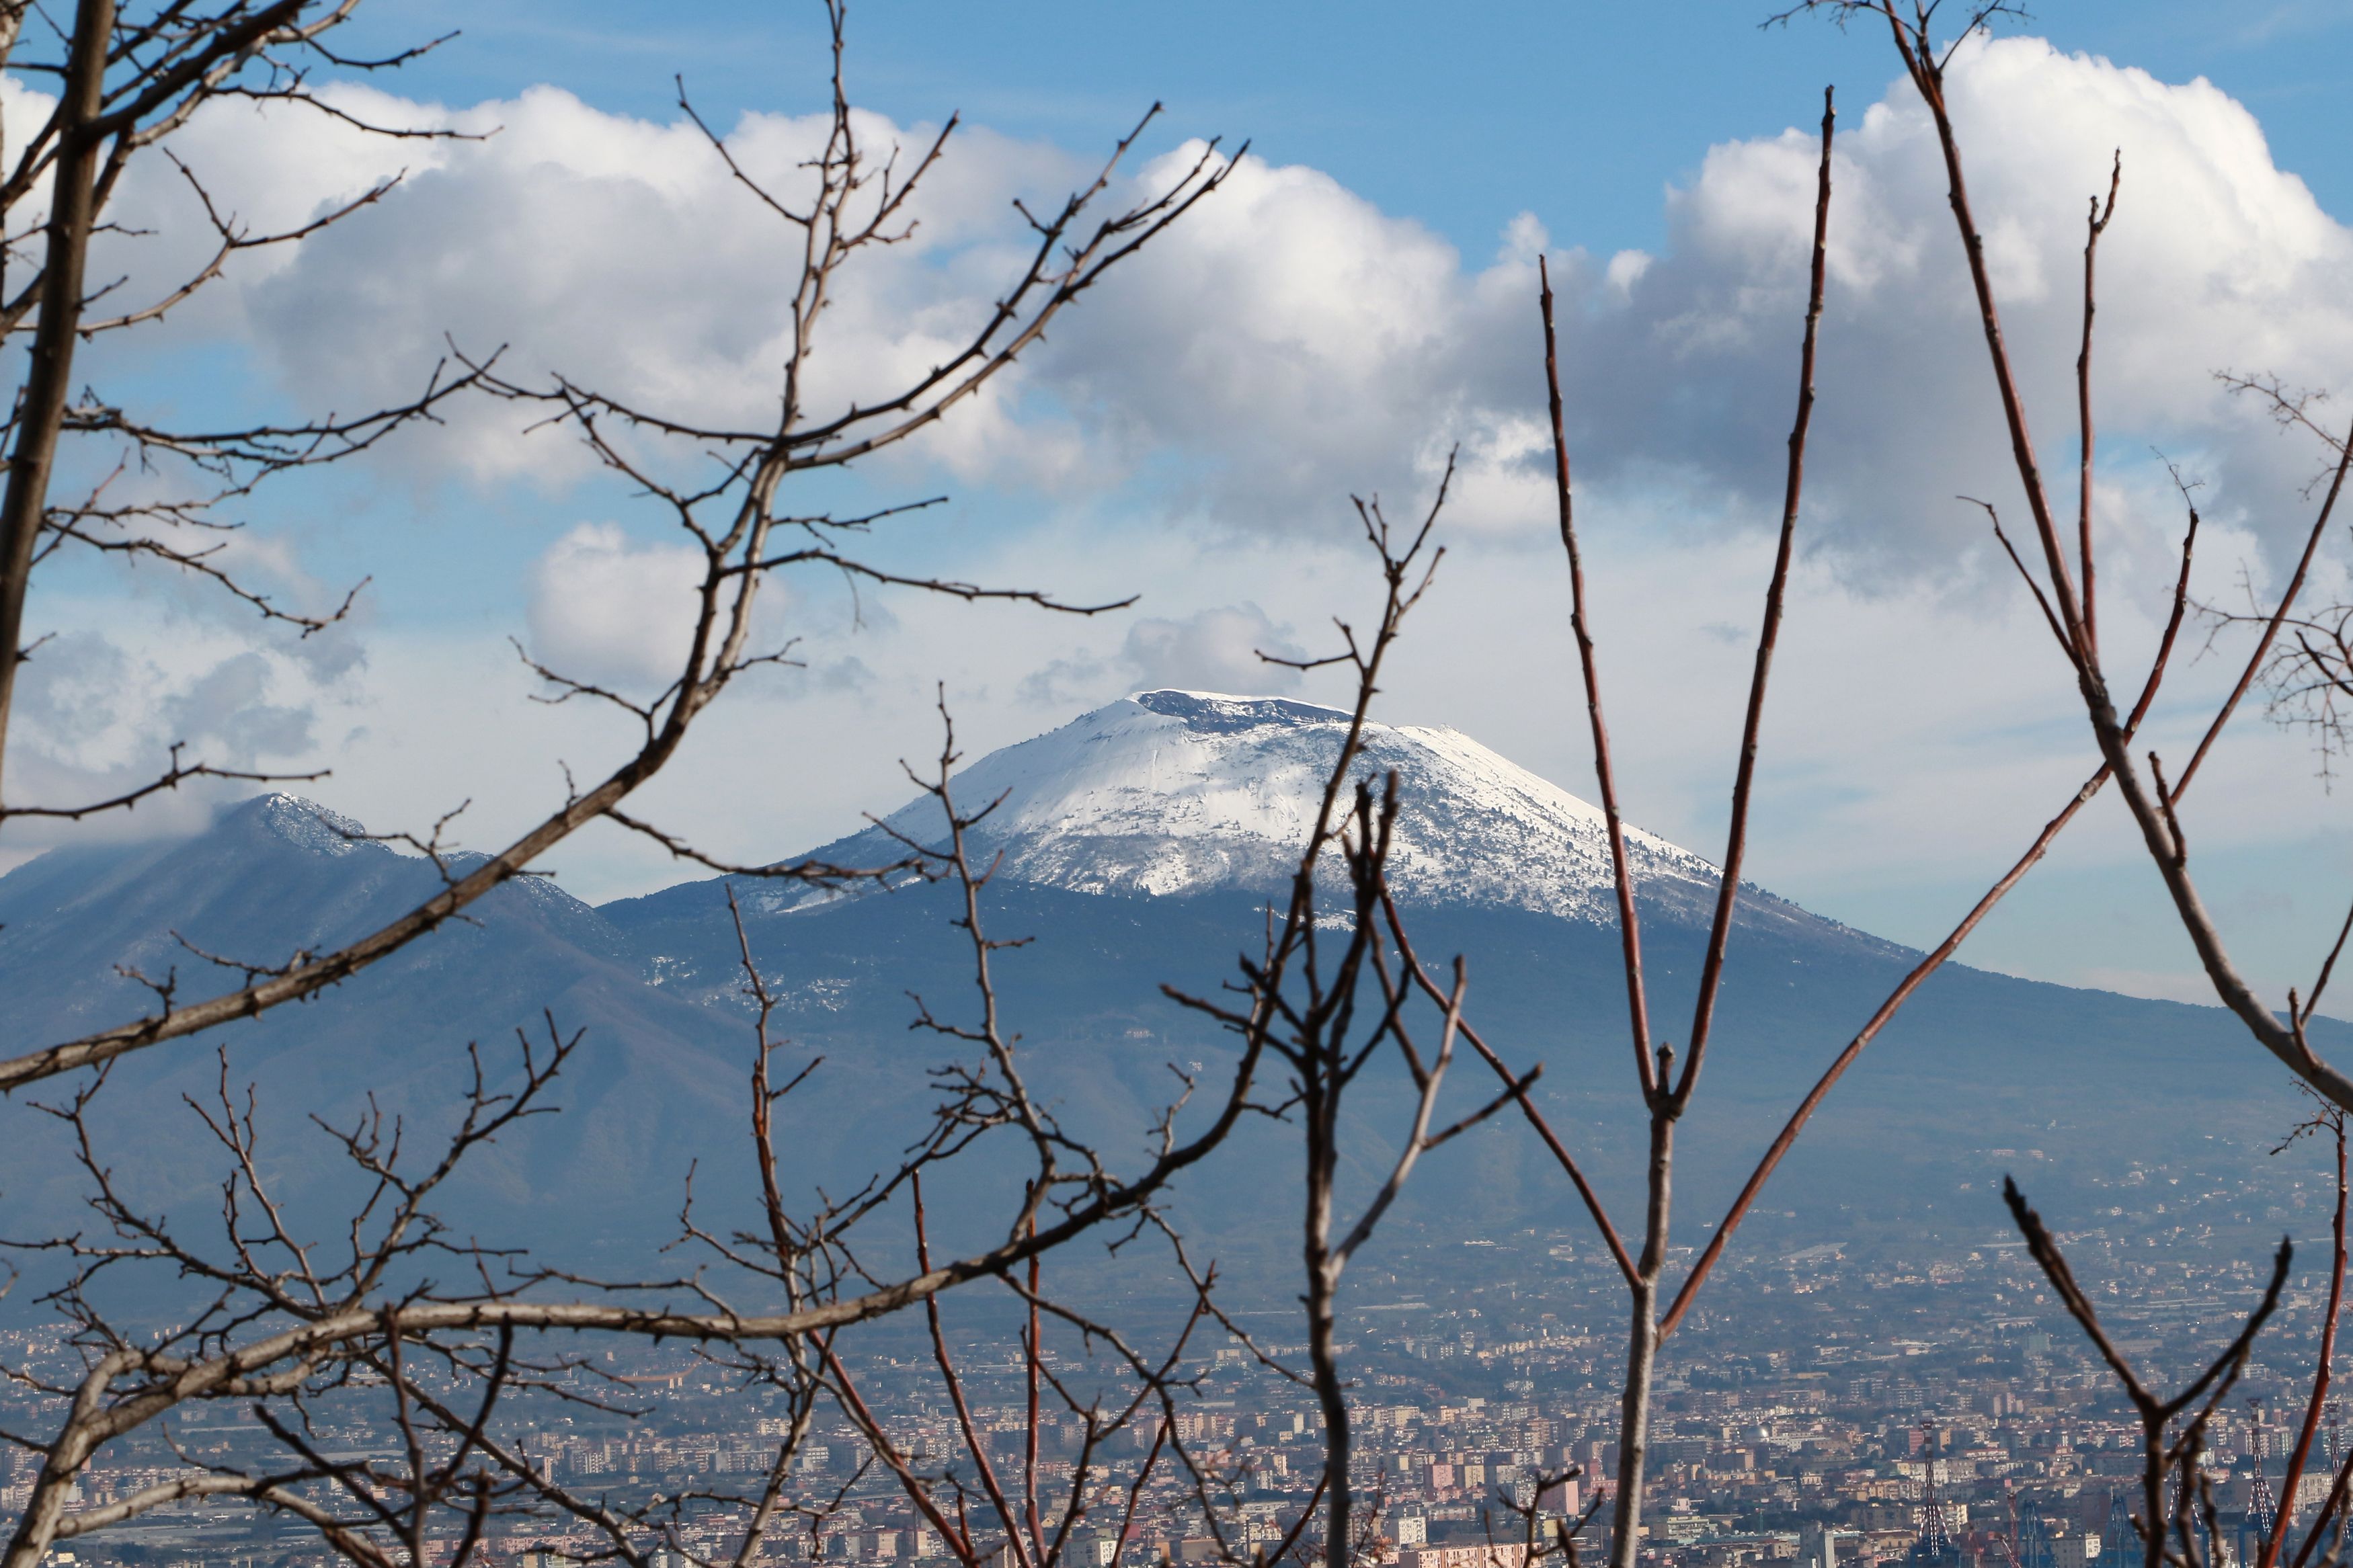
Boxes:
[13,1145,2348,1568]
[0,9,2348,1568]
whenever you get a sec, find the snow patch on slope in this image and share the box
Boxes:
[242,792,372,856]
[781,691,1727,927]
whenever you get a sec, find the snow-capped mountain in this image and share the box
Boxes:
[791,690,1867,944]
[0,710,2327,1273]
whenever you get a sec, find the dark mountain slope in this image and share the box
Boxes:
[0,694,2325,1315]
[604,869,2324,1268]
[0,796,754,1258]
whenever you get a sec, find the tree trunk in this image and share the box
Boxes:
[0,0,112,807]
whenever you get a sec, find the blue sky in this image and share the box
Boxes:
[343,0,2353,259]
[19,1,2353,1013]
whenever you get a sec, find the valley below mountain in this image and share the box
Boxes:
[0,693,2318,1315]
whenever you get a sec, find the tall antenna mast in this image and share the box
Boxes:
[1912,1421,1954,1565]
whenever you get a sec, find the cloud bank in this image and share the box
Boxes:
[100,37,2325,572]
[15,32,2353,1007]
[68,33,2346,579]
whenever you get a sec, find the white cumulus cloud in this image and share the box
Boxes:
[1122,603,1306,696]
[524,523,711,691]
[155,35,2351,604]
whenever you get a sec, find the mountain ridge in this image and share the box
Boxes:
[746,690,1911,963]
[0,697,2323,1303]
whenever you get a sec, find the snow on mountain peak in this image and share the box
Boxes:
[237,792,372,856]
[803,691,1728,926]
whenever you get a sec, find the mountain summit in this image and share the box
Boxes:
[0,699,2325,1265]
[791,690,1883,948]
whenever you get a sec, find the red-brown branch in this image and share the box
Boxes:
[2176,420,2353,802]
[1659,759,2108,1339]
[1024,1207,1042,1565]
[1381,893,1638,1288]
[1878,0,2353,1116]
[1658,494,2191,1340]
[1538,253,1655,1098]
[1879,5,2089,662]
[2270,1112,2347,1568]
[826,1339,976,1563]
[2075,152,2120,660]
[914,1174,1035,1568]
[1678,85,1834,1106]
